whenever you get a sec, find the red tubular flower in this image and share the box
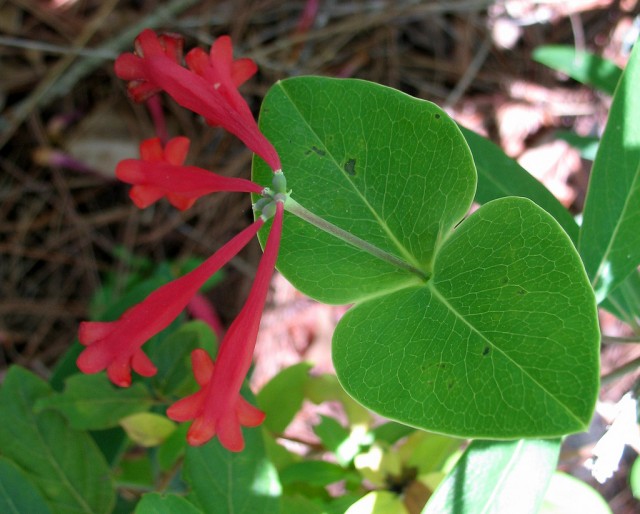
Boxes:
[114,30,184,102]
[116,137,264,210]
[77,218,265,387]
[114,29,281,172]
[167,202,284,451]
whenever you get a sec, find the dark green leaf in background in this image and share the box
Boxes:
[134,493,203,514]
[35,373,152,430]
[533,45,622,95]
[578,41,640,304]
[0,457,52,514]
[423,439,561,514]
[257,362,312,434]
[0,367,115,514]
[459,125,579,244]
[151,320,218,397]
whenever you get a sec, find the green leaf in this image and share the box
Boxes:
[117,453,154,489]
[346,491,408,514]
[254,76,477,304]
[151,320,217,396]
[460,125,637,325]
[280,461,355,487]
[540,472,612,514]
[157,423,189,472]
[120,412,176,447]
[35,373,152,430]
[533,45,622,95]
[0,457,52,514]
[555,131,600,161]
[257,362,312,433]
[304,374,372,426]
[183,425,281,514]
[0,367,115,514]
[334,198,599,437]
[423,439,561,514]
[313,415,371,466]
[257,77,599,438]
[397,432,461,476]
[371,421,415,445]
[578,41,640,303]
[135,493,203,514]
[458,125,579,244]
[630,455,640,499]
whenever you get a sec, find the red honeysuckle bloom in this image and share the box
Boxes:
[114,30,184,102]
[167,201,285,451]
[77,217,265,387]
[116,137,264,211]
[114,29,281,172]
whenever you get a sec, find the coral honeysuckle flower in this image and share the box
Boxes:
[77,218,265,387]
[114,30,184,102]
[114,29,281,172]
[167,201,285,451]
[116,137,264,211]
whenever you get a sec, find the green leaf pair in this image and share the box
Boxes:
[254,77,600,439]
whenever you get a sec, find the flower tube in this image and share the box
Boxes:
[167,201,285,450]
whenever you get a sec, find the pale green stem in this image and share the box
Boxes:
[601,335,640,344]
[601,355,640,385]
[284,197,429,280]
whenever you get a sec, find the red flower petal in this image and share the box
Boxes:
[167,202,284,450]
[76,218,265,386]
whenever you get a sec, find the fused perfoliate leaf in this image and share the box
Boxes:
[254,77,600,439]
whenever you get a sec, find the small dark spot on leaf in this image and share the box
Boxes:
[517,288,526,296]
[434,113,441,119]
[344,158,356,176]
[482,346,490,356]
[437,363,446,369]
[447,380,455,390]
[501,277,508,284]
[311,145,326,156]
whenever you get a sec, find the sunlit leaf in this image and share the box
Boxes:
[255,77,600,439]
[579,41,640,303]
[423,439,561,514]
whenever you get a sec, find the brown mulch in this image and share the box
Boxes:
[1,0,639,512]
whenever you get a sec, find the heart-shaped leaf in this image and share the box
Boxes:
[254,77,599,438]
[254,77,476,304]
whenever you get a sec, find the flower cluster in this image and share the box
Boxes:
[77,29,286,451]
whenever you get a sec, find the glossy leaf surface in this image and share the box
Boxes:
[255,77,599,438]
[255,77,476,304]
[579,41,640,303]
[423,439,560,514]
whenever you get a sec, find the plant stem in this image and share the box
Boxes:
[284,197,429,280]
[602,335,640,344]
[601,355,640,385]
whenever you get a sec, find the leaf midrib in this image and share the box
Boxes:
[428,282,586,427]
[586,160,640,297]
[276,81,423,271]
[17,385,97,513]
